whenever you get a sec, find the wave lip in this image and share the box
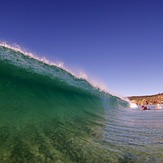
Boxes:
[0,42,110,93]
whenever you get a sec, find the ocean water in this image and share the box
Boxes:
[0,45,163,163]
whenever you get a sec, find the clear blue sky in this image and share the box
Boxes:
[0,0,163,96]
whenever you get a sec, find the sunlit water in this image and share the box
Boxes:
[103,104,163,162]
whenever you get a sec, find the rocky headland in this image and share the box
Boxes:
[128,93,163,105]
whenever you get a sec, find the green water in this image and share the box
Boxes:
[1,45,162,163]
[0,46,123,162]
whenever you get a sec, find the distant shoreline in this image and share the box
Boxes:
[128,93,163,105]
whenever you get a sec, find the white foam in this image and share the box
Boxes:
[156,104,162,109]
[129,102,138,108]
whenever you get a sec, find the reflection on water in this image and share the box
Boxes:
[103,104,163,162]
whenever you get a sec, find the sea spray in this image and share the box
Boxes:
[0,42,109,93]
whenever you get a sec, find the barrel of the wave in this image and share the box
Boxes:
[0,45,124,162]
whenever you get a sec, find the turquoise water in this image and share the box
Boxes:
[0,45,163,163]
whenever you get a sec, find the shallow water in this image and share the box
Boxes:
[103,105,163,162]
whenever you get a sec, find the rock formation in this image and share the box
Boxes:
[128,93,163,105]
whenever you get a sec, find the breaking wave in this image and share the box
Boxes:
[0,44,162,163]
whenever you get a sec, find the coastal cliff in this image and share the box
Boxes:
[128,93,163,105]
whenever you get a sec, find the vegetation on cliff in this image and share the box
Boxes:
[128,93,163,105]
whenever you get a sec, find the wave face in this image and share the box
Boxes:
[0,46,163,163]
